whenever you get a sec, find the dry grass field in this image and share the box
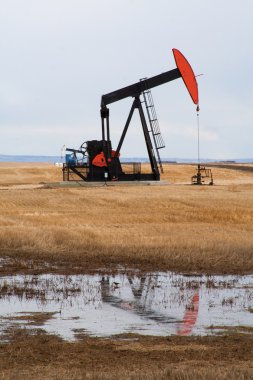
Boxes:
[0,162,253,379]
[0,162,253,274]
[0,329,252,380]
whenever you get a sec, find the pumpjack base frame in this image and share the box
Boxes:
[62,162,157,182]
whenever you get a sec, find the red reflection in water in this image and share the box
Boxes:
[177,293,199,336]
[120,302,133,311]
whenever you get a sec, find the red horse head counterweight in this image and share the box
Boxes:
[64,49,200,182]
[172,48,199,109]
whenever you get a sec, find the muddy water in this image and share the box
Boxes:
[0,271,252,340]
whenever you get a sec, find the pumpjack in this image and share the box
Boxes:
[63,48,199,182]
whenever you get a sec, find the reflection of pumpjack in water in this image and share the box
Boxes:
[100,275,199,335]
[177,293,199,336]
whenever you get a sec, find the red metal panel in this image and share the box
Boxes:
[172,48,199,105]
[92,152,107,167]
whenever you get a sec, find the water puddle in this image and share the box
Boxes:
[0,271,253,340]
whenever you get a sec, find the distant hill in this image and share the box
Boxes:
[0,155,252,164]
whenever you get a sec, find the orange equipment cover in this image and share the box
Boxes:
[92,150,120,167]
[92,152,107,167]
[172,48,199,105]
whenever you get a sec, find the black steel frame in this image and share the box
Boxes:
[63,66,182,182]
[100,96,160,180]
[99,67,181,181]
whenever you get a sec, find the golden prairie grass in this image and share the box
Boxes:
[0,162,62,185]
[0,163,253,273]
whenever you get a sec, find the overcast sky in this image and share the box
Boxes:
[0,0,252,159]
